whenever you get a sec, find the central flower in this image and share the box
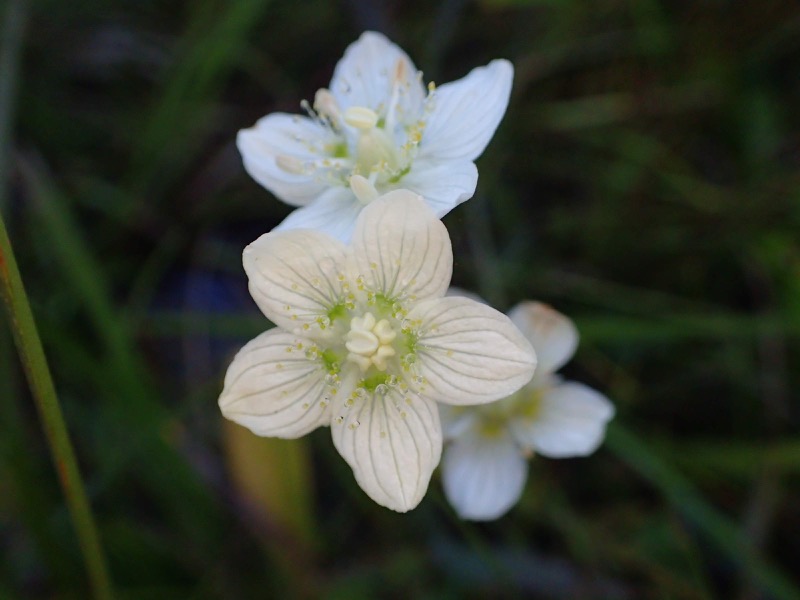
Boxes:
[219,190,537,512]
[236,31,514,242]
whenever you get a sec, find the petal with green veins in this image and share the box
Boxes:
[349,191,452,303]
[219,329,334,438]
[330,387,441,512]
[410,296,537,405]
[244,229,348,332]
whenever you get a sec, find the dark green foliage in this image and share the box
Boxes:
[2,0,799,597]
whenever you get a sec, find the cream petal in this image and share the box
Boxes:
[410,296,536,405]
[329,31,425,117]
[510,382,615,458]
[330,387,442,512]
[418,59,513,162]
[219,329,333,438]
[243,229,347,332]
[441,427,527,521]
[273,186,364,243]
[237,113,340,206]
[508,301,579,377]
[349,191,452,302]
[396,160,478,217]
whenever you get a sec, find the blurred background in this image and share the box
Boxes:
[1,0,799,597]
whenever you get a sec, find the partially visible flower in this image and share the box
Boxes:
[218,190,536,512]
[440,301,615,521]
[237,31,513,242]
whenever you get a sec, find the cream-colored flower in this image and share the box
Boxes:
[237,31,513,241]
[219,190,536,512]
[440,301,615,521]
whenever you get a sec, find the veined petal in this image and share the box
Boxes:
[510,382,615,458]
[219,329,333,437]
[273,186,363,243]
[442,427,527,521]
[330,31,425,116]
[410,296,537,405]
[398,160,478,217]
[508,301,579,378]
[445,286,487,304]
[237,113,338,206]
[350,191,452,302]
[331,387,442,512]
[419,59,513,162]
[243,229,347,332]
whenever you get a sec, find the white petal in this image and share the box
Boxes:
[508,301,579,377]
[510,382,615,458]
[243,229,347,332]
[418,59,513,162]
[219,329,333,437]
[410,296,537,405]
[438,404,478,440]
[330,31,425,116]
[330,387,442,512]
[442,428,527,521]
[237,113,339,206]
[349,190,452,302]
[273,186,364,243]
[397,160,478,217]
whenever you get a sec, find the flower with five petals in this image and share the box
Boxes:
[440,301,615,521]
[237,31,514,242]
[219,190,536,512]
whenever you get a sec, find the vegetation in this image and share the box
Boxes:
[2,0,799,597]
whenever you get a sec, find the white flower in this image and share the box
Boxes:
[218,190,536,512]
[237,31,514,242]
[440,301,615,521]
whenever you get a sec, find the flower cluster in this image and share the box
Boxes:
[220,31,614,515]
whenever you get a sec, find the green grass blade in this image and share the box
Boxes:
[128,0,273,199]
[0,215,114,600]
[607,424,800,600]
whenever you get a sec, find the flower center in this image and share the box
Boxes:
[345,312,397,372]
[343,106,400,175]
[277,58,435,192]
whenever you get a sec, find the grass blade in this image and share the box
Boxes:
[0,214,114,600]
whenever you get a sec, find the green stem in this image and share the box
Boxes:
[0,214,114,600]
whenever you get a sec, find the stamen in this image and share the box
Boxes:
[314,88,341,127]
[350,175,379,205]
[276,155,305,175]
[344,106,379,130]
[344,312,398,372]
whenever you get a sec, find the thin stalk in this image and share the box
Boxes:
[0,214,114,600]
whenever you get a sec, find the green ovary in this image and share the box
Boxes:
[516,389,544,420]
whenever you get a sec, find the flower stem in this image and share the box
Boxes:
[0,214,114,600]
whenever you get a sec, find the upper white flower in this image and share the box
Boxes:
[440,301,615,521]
[237,31,514,242]
[218,190,536,512]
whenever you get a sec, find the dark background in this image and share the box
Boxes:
[1,0,799,597]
